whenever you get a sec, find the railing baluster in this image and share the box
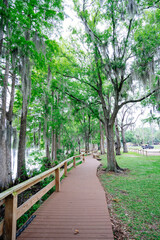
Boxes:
[83,154,85,162]
[55,168,60,192]
[73,157,76,168]
[64,162,67,176]
[4,194,17,240]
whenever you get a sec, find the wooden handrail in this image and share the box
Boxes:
[0,154,82,201]
[0,153,85,240]
[132,148,160,156]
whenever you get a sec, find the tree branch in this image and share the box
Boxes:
[55,85,104,125]
[118,73,132,92]
[56,72,99,92]
[121,19,133,59]
[118,87,160,109]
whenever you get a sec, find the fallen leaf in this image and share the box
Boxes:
[113,198,120,203]
[74,229,79,235]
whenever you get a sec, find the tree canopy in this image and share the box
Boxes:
[0,0,160,189]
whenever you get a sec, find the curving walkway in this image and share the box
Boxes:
[18,155,114,240]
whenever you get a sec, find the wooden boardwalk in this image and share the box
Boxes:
[18,155,114,240]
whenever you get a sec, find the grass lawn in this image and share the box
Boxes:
[100,152,160,240]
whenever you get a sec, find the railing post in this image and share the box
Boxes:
[64,162,67,176]
[83,154,85,162]
[55,168,60,192]
[73,157,76,168]
[4,194,17,240]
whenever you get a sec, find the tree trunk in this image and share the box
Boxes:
[105,123,123,172]
[17,29,31,180]
[6,122,13,185]
[99,121,105,154]
[44,120,50,161]
[0,0,7,55]
[51,130,57,162]
[78,139,81,154]
[115,118,121,155]
[17,60,31,180]
[84,115,91,153]
[6,71,16,185]
[17,109,27,180]
[121,127,128,153]
[33,130,36,147]
[0,56,9,189]
[12,128,17,172]
[38,122,41,148]
[84,134,89,153]
[57,133,61,150]
[99,88,123,172]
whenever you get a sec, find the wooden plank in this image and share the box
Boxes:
[4,195,17,240]
[0,220,4,237]
[16,179,55,220]
[73,157,76,168]
[55,168,60,192]
[76,159,82,165]
[64,162,67,176]
[68,163,73,169]
[66,157,73,163]
[16,171,55,196]
[0,199,5,207]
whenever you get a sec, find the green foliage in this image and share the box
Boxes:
[125,127,160,145]
[125,130,137,143]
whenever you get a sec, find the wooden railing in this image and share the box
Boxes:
[129,148,148,156]
[129,148,160,156]
[0,154,85,240]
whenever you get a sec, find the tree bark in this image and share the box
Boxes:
[0,56,9,189]
[0,0,7,55]
[57,133,61,150]
[84,134,89,153]
[51,130,57,162]
[105,124,117,171]
[33,130,36,147]
[99,121,105,154]
[38,122,41,148]
[6,122,13,185]
[17,109,27,180]
[6,71,16,185]
[115,118,121,155]
[84,114,91,153]
[17,29,31,180]
[44,120,50,161]
[99,89,122,171]
[12,128,17,170]
[121,126,128,153]
[78,139,81,154]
